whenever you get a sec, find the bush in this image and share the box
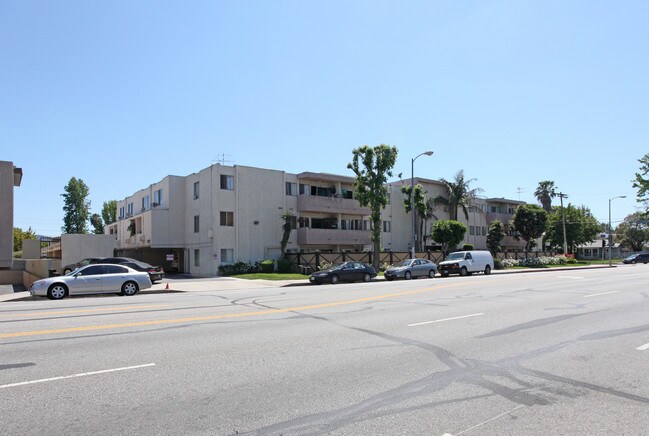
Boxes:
[462,244,474,251]
[319,260,333,271]
[260,259,275,273]
[380,262,393,272]
[277,258,293,273]
[218,260,261,276]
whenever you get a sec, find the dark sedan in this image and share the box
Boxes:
[622,253,649,264]
[101,257,165,283]
[309,261,377,285]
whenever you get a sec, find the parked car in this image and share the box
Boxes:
[101,257,165,283]
[62,257,103,274]
[438,250,494,277]
[622,253,649,264]
[384,258,437,281]
[29,264,152,300]
[309,261,377,285]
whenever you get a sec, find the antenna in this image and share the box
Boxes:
[515,187,525,201]
[212,154,233,165]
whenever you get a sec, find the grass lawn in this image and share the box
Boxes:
[231,273,309,280]
[505,259,620,269]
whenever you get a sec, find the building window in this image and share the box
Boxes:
[142,195,150,211]
[482,226,487,236]
[469,226,475,236]
[221,248,234,263]
[285,182,297,196]
[383,221,391,233]
[127,202,134,216]
[194,249,200,267]
[298,216,309,228]
[119,206,125,219]
[194,215,199,233]
[193,181,200,200]
[153,189,162,206]
[220,175,234,190]
[508,207,516,214]
[299,184,309,195]
[220,211,234,226]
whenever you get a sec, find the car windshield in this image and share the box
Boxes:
[446,253,465,261]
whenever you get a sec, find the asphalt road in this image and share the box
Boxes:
[1,265,648,435]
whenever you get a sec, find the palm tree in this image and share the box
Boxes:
[434,170,483,221]
[534,180,556,212]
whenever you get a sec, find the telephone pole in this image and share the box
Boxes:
[557,192,569,254]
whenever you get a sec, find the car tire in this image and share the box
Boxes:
[404,271,412,280]
[330,275,339,285]
[47,284,67,300]
[363,273,372,282]
[631,260,636,264]
[460,267,468,277]
[121,281,139,296]
[484,265,492,275]
[428,269,436,278]
[63,268,72,275]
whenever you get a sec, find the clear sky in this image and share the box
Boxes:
[3,1,647,236]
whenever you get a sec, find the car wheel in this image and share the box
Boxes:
[330,275,339,285]
[631,260,636,264]
[121,281,139,296]
[404,271,412,280]
[47,284,67,300]
[484,265,492,275]
[459,267,468,277]
[428,269,436,278]
[63,268,72,275]
[363,273,371,282]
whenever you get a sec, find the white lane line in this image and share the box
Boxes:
[0,363,156,390]
[409,313,484,327]
[451,404,525,435]
[637,343,649,351]
[583,291,620,298]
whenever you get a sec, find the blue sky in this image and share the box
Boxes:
[3,1,647,236]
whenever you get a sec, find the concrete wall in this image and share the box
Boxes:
[60,234,116,272]
[23,239,41,259]
[0,161,21,268]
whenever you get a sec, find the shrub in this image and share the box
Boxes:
[380,262,393,272]
[260,259,275,273]
[319,260,333,271]
[462,244,474,251]
[218,260,261,276]
[277,258,293,273]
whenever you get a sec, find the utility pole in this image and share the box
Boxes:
[557,192,569,254]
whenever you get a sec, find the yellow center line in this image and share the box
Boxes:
[0,283,459,339]
[0,304,171,318]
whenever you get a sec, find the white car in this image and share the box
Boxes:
[29,264,152,300]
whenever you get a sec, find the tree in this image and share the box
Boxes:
[401,184,437,251]
[544,205,600,253]
[616,212,649,251]
[486,220,505,255]
[632,153,649,211]
[347,144,398,268]
[90,213,104,234]
[534,180,556,213]
[430,220,467,255]
[101,200,117,225]
[280,209,295,258]
[62,177,91,234]
[434,170,483,221]
[13,227,36,252]
[512,204,548,252]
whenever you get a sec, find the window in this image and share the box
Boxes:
[383,221,391,232]
[221,248,234,263]
[298,216,310,228]
[153,189,162,206]
[482,226,487,236]
[299,184,309,195]
[194,215,200,233]
[220,175,234,190]
[127,202,134,216]
[119,206,125,219]
[194,249,200,267]
[193,181,200,199]
[142,195,150,211]
[285,182,297,196]
[105,265,128,274]
[508,207,516,214]
[220,211,234,226]
[469,226,475,236]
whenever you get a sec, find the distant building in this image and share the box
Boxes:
[0,161,23,269]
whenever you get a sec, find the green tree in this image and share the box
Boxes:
[280,209,295,258]
[486,219,505,255]
[434,170,483,221]
[430,220,467,255]
[534,180,556,213]
[401,184,436,251]
[544,205,600,253]
[616,212,649,251]
[347,144,398,268]
[632,153,649,211]
[62,177,91,234]
[512,204,548,252]
[90,213,104,234]
[101,200,117,225]
[13,227,36,252]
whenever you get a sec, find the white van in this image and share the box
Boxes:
[438,250,494,277]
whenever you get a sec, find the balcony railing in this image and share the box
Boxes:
[297,228,371,246]
[297,195,370,215]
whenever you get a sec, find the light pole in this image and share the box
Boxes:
[411,151,434,258]
[608,195,626,267]
[557,192,569,254]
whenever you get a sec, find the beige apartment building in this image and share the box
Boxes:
[0,161,23,269]
[109,163,525,275]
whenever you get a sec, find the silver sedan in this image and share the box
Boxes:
[384,258,437,281]
[29,264,153,300]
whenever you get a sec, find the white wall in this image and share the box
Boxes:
[60,234,116,271]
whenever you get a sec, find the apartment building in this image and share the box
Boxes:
[0,161,23,269]
[109,164,525,275]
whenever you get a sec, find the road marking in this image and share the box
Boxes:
[0,304,171,318]
[0,284,460,339]
[583,291,620,298]
[0,363,156,390]
[637,343,649,351]
[451,404,525,435]
[408,313,485,327]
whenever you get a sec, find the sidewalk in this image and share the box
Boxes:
[0,264,615,303]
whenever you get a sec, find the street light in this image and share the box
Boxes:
[608,195,626,267]
[411,151,434,258]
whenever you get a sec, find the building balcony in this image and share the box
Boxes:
[297,195,370,215]
[486,212,515,223]
[297,228,371,246]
